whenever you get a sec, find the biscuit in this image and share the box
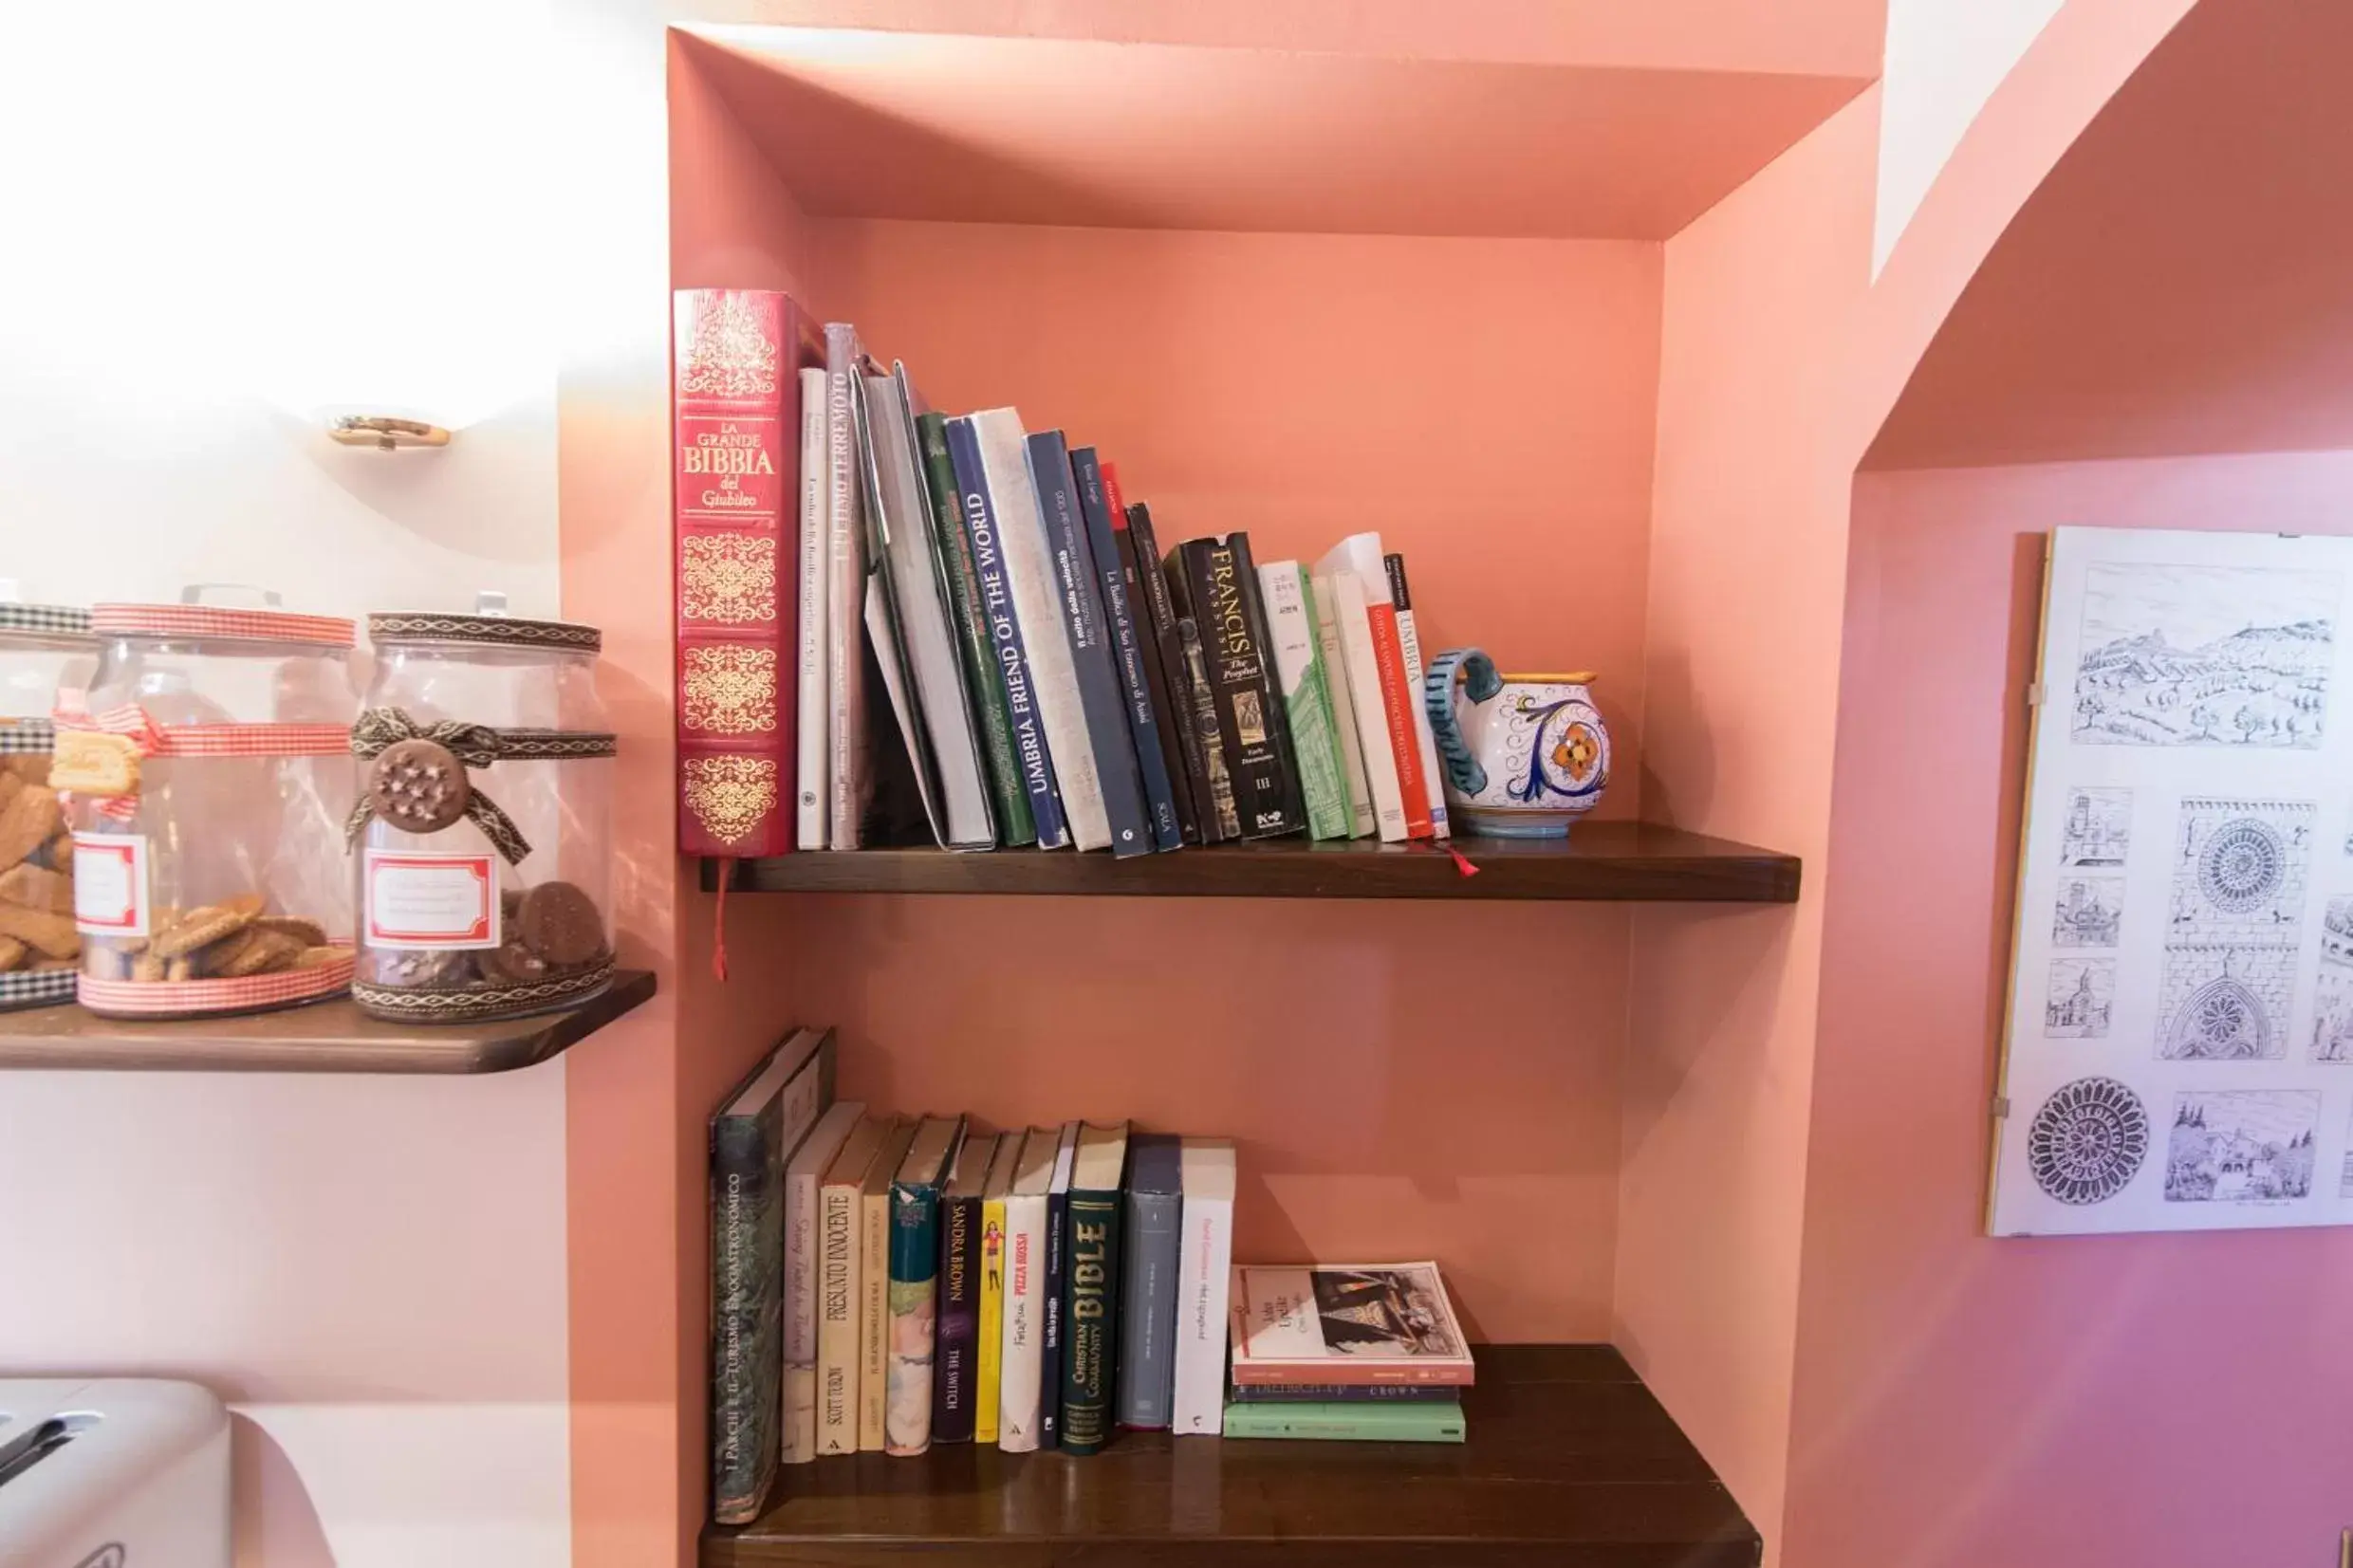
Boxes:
[294,946,346,971]
[251,916,328,949]
[151,901,258,959]
[476,937,551,987]
[132,953,166,983]
[29,957,74,972]
[517,880,602,966]
[0,862,73,915]
[215,928,304,978]
[367,739,472,834]
[0,935,24,970]
[3,753,47,786]
[0,903,78,959]
[46,729,139,800]
[0,784,61,871]
[36,833,70,874]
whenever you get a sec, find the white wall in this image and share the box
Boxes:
[1874,0,2066,271]
[0,3,572,1564]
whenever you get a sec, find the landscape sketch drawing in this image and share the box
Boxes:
[2070,563,2336,748]
[2162,1090,2319,1204]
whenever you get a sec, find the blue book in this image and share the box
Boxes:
[946,416,1068,849]
[1069,449,1183,852]
[1025,432,1154,858]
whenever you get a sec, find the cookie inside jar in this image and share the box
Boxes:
[351,604,616,1024]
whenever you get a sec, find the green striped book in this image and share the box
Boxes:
[1220,1399,1466,1443]
[1256,561,1351,839]
[915,410,1034,845]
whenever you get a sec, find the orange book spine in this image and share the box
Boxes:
[1362,601,1433,838]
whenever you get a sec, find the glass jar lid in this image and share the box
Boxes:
[91,602,357,649]
[368,612,602,655]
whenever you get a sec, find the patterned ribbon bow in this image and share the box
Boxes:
[343,708,533,864]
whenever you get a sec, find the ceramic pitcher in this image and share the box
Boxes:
[1422,650,1609,837]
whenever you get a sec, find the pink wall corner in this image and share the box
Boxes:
[1789,455,2353,1568]
[560,23,831,1568]
[1621,88,1882,1549]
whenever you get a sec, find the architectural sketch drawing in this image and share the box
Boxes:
[2071,563,2335,748]
[2058,786,2131,866]
[2311,898,2353,1063]
[2045,958,2115,1039]
[2027,1078,2150,1205]
[2157,799,2310,1061]
[2051,876,2123,948]
[2162,1090,2319,1204]
[2344,1102,2353,1200]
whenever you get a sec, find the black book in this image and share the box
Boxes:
[1118,503,1201,843]
[1059,1121,1130,1455]
[1071,449,1184,852]
[1170,534,1305,840]
[1039,1121,1078,1448]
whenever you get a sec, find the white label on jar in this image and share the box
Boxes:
[364,850,500,950]
[73,833,149,936]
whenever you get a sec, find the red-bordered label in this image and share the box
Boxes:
[363,850,499,950]
[72,833,148,936]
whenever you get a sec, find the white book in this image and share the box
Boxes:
[781,1098,864,1464]
[996,1129,1058,1451]
[824,323,873,850]
[1171,1138,1237,1435]
[1320,568,1408,841]
[795,366,829,849]
[1323,531,1446,839]
[1383,553,1452,841]
[969,408,1110,850]
[1308,570,1378,838]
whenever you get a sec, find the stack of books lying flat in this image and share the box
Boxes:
[1224,1262,1474,1442]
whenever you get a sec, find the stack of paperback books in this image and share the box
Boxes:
[674,289,1457,858]
[707,1032,1243,1522]
[1225,1262,1474,1442]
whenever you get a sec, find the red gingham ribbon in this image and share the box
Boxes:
[54,705,350,821]
[89,603,357,648]
[77,950,355,1016]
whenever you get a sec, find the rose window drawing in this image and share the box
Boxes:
[2197,817,2287,913]
[2027,1078,2151,1205]
[2165,976,2273,1060]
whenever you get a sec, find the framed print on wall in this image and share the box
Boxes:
[1990,526,2353,1236]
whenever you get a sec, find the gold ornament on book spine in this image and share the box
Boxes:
[679,294,778,399]
[681,646,778,735]
[680,534,778,625]
[683,755,777,844]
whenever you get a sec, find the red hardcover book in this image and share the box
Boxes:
[674,288,824,858]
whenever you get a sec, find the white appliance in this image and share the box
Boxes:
[0,1380,230,1568]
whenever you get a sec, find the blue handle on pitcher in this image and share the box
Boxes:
[1424,648,1499,797]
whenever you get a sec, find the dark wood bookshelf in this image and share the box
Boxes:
[0,969,655,1075]
[705,1344,1758,1568]
[707,822,1799,903]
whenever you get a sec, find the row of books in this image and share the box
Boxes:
[672,289,1456,858]
[707,1028,1476,1523]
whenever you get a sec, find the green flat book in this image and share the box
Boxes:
[1219,1399,1466,1443]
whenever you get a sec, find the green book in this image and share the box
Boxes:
[1058,1121,1130,1454]
[1256,561,1351,839]
[1220,1399,1467,1443]
[915,410,1035,845]
[885,1114,966,1456]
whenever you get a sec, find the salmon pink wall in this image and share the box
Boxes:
[1787,453,2353,1567]
[789,214,1663,1339]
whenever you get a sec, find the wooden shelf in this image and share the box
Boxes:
[704,1344,1759,1568]
[0,970,656,1075]
[707,822,1799,903]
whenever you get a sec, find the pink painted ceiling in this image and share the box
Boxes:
[1868,0,2353,469]
[677,26,1871,241]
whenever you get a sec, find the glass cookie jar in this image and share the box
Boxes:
[0,594,98,1011]
[350,607,615,1024]
[59,596,360,1018]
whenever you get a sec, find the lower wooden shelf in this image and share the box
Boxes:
[703,1345,1758,1568]
[0,969,656,1074]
